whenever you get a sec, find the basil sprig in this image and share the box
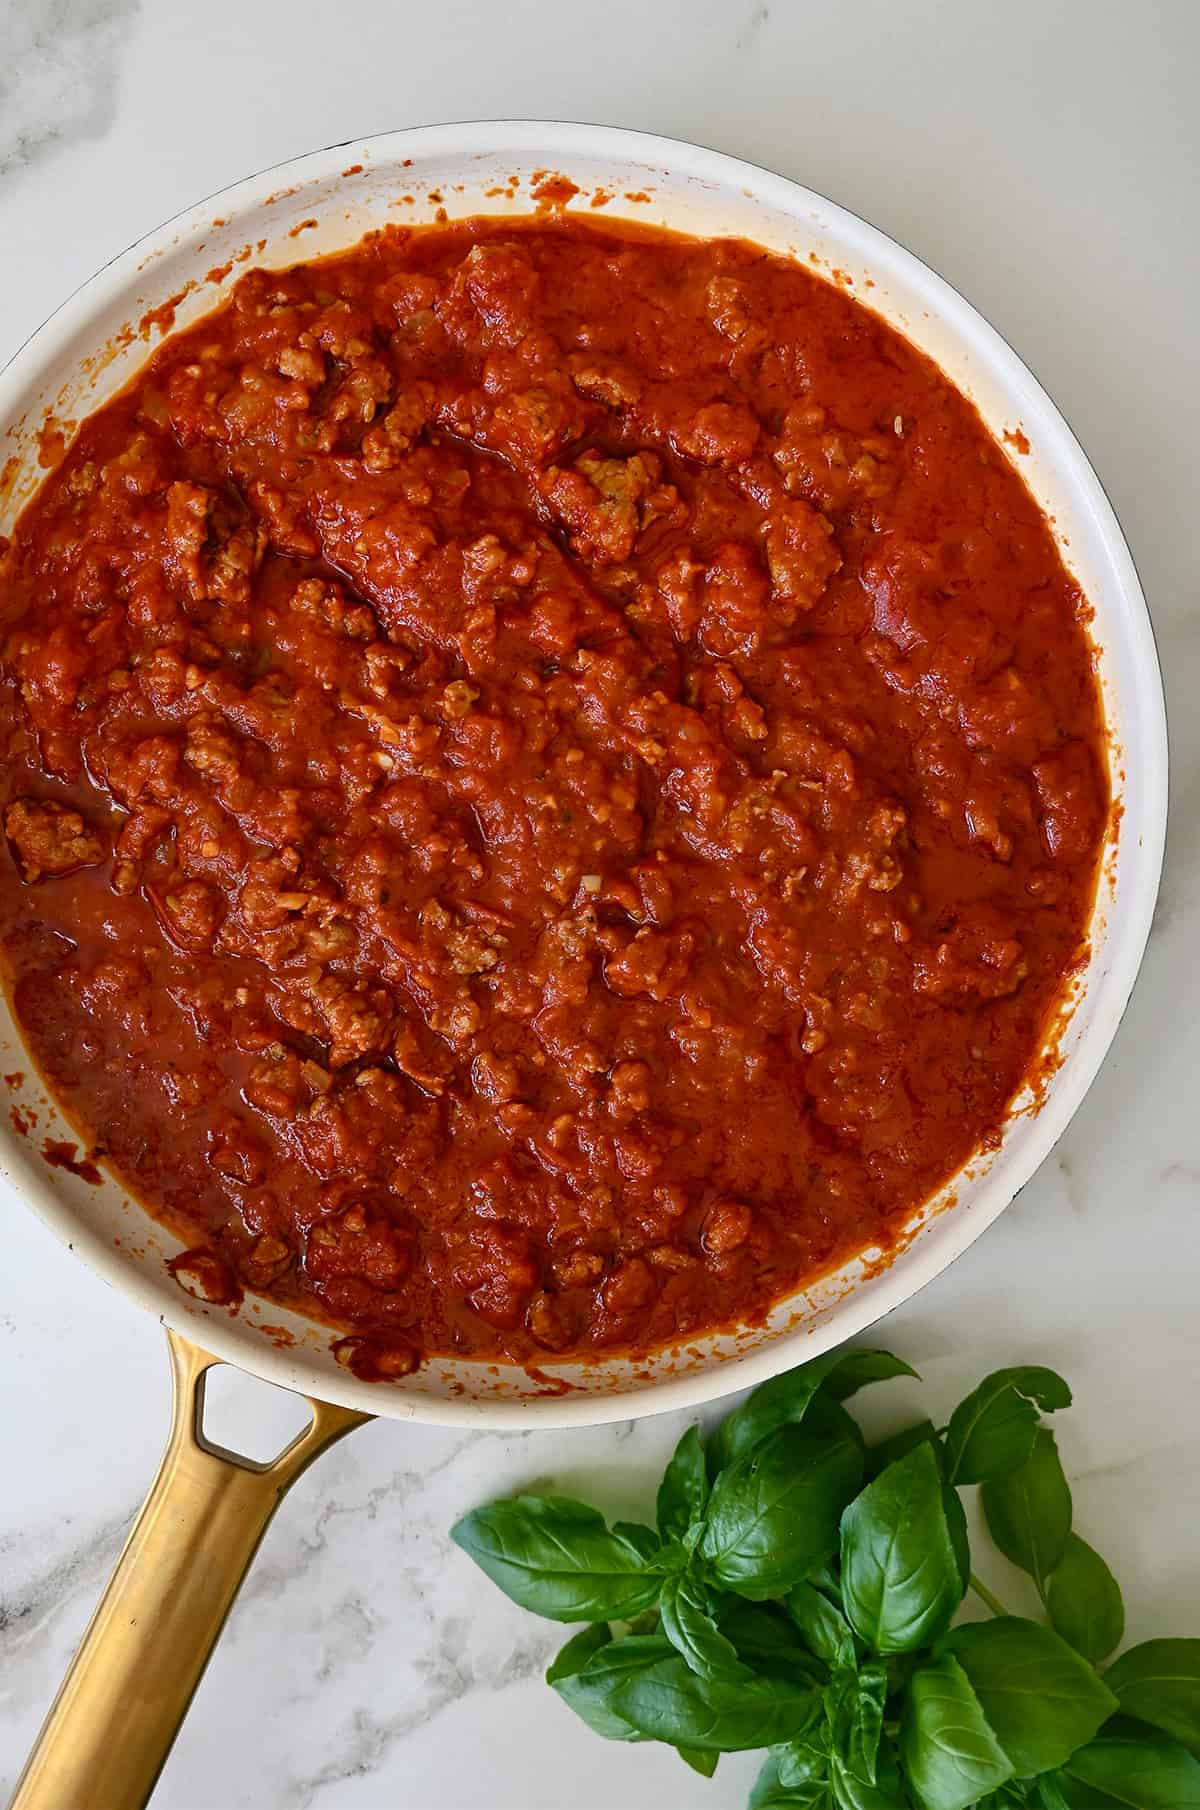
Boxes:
[449,1492,665,1621]
[451,1352,1200,1808]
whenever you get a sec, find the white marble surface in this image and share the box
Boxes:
[1,2,1198,1805]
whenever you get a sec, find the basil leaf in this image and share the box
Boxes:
[886,1649,923,1696]
[824,1662,886,1781]
[940,1616,1118,1775]
[675,1744,718,1777]
[1043,1777,1142,1808]
[778,1729,831,1788]
[549,1631,671,1741]
[1044,1765,1179,1808]
[1104,1639,1200,1751]
[808,1556,845,1602]
[751,1753,832,1807]
[977,1787,1034,1810]
[806,1389,869,1457]
[822,1351,920,1401]
[546,1622,613,1685]
[867,1419,942,1481]
[721,1600,828,1679]
[982,1428,1073,1592]
[659,1572,751,1682]
[830,1739,908,1810]
[840,1443,964,1652]
[1045,1534,1125,1663]
[1061,1715,1200,1808]
[786,1580,858,1669]
[451,1495,662,1621]
[700,1421,864,1600]
[610,1648,821,1752]
[984,1781,1035,1810]
[708,1349,905,1475]
[943,1481,972,1595]
[900,1652,1014,1810]
[657,1424,709,1542]
[945,1367,1071,1485]
[847,1662,887,1783]
[709,1353,845,1476]
[612,1518,667,1564]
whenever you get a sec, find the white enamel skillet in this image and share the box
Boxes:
[0,122,1166,1808]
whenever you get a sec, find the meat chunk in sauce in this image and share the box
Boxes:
[4,800,107,882]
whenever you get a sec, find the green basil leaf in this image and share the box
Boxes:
[822,1351,920,1401]
[720,1600,828,1679]
[549,1631,671,1740]
[1104,1639,1200,1751]
[708,1349,905,1475]
[676,1744,718,1777]
[657,1424,709,1542]
[830,1739,908,1810]
[786,1580,858,1669]
[1041,1776,1131,1807]
[545,1622,613,1685]
[848,1662,887,1783]
[751,1753,832,1807]
[1042,1768,1143,1807]
[451,1495,662,1621]
[981,1428,1073,1592]
[709,1353,846,1477]
[867,1419,942,1481]
[945,1367,1071,1486]
[826,1662,887,1783]
[659,1572,752,1682]
[1045,1534,1125,1663]
[777,1729,831,1788]
[610,1648,821,1752]
[700,1421,864,1600]
[1062,1715,1200,1808]
[806,1389,869,1457]
[940,1616,1118,1775]
[943,1481,972,1595]
[886,1649,923,1696]
[984,1781,1035,1810]
[900,1652,1014,1810]
[977,1787,1034,1810]
[613,1519,667,1563]
[808,1556,845,1602]
[840,1443,964,1652]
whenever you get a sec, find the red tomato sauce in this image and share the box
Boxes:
[0,216,1107,1374]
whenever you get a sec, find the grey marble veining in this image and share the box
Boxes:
[0,0,141,183]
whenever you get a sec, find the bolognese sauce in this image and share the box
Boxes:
[0,217,1107,1373]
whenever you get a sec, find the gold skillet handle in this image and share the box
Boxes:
[10,1329,371,1810]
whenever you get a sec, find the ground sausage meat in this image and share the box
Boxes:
[4,799,108,883]
[0,215,1108,1372]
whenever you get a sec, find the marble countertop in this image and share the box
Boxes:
[1,2,1197,1805]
